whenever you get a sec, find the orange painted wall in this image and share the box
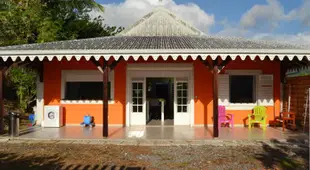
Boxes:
[44,58,126,125]
[223,58,281,125]
[193,58,281,125]
[44,57,280,125]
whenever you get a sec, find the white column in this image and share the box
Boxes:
[161,100,164,125]
[36,77,44,125]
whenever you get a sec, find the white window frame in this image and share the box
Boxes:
[224,70,262,110]
[60,70,115,104]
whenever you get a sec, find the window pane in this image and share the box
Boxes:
[182,90,187,97]
[183,106,187,112]
[65,82,111,100]
[182,83,188,89]
[177,90,182,97]
[230,76,255,103]
[138,106,143,112]
[132,83,137,89]
[133,106,137,112]
[137,90,143,97]
[138,98,142,104]
[182,98,187,104]
[133,98,137,104]
[132,90,137,97]
[138,83,143,89]
[177,98,182,104]
[177,83,182,90]
[177,106,182,112]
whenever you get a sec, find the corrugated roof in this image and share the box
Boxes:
[117,7,203,36]
[0,8,310,59]
[0,36,307,50]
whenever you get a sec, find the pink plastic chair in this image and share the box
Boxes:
[218,106,234,128]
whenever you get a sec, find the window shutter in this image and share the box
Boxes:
[257,75,274,106]
[218,74,229,105]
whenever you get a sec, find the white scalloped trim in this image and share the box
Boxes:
[1,49,309,61]
[60,100,115,104]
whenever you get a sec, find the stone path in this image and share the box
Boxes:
[0,137,308,147]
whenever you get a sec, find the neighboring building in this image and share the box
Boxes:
[0,8,309,133]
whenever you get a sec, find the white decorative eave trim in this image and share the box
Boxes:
[60,100,115,104]
[0,49,309,61]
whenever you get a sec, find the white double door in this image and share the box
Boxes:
[129,77,190,126]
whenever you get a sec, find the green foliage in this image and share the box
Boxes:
[0,0,124,113]
[7,67,37,113]
[0,0,124,46]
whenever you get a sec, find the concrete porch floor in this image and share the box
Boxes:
[14,125,309,141]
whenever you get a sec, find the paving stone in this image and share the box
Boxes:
[0,138,9,143]
[137,140,154,146]
[106,140,124,145]
[37,140,58,144]
[170,140,190,146]
[188,140,207,145]
[88,140,107,145]
[120,140,138,146]
[25,140,43,144]
[152,140,172,146]
[56,140,74,144]
[72,140,90,144]
[8,140,27,144]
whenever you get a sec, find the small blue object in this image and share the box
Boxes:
[29,114,36,126]
[84,116,92,125]
[80,115,95,128]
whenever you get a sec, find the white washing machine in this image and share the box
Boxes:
[43,105,64,127]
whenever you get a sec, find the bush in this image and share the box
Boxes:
[6,67,37,114]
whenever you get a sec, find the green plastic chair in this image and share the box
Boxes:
[248,106,267,130]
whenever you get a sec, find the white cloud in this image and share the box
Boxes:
[93,0,214,33]
[240,0,285,30]
[252,32,310,45]
[216,25,310,45]
[92,0,310,46]
[219,0,310,45]
[287,0,310,27]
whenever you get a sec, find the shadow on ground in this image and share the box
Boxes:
[0,152,145,170]
[255,136,309,170]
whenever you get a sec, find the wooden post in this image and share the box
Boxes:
[213,65,219,137]
[103,60,109,137]
[0,70,3,133]
[288,84,291,112]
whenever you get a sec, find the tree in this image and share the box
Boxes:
[6,67,37,113]
[0,0,124,45]
[0,0,124,113]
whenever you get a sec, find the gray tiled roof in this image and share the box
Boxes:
[0,35,307,51]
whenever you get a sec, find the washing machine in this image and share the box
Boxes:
[43,105,64,127]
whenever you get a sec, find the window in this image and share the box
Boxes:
[132,82,143,113]
[176,82,188,112]
[229,75,255,103]
[61,70,114,103]
[65,82,111,100]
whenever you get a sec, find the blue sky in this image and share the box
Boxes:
[94,0,310,44]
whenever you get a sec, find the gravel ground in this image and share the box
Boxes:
[0,140,308,170]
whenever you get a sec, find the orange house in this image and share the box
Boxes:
[0,8,309,137]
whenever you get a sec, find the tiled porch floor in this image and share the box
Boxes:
[16,125,308,141]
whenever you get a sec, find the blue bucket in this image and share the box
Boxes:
[83,115,92,125]
[29,114,35,122]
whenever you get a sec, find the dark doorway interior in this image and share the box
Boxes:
[146,78,174,125]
